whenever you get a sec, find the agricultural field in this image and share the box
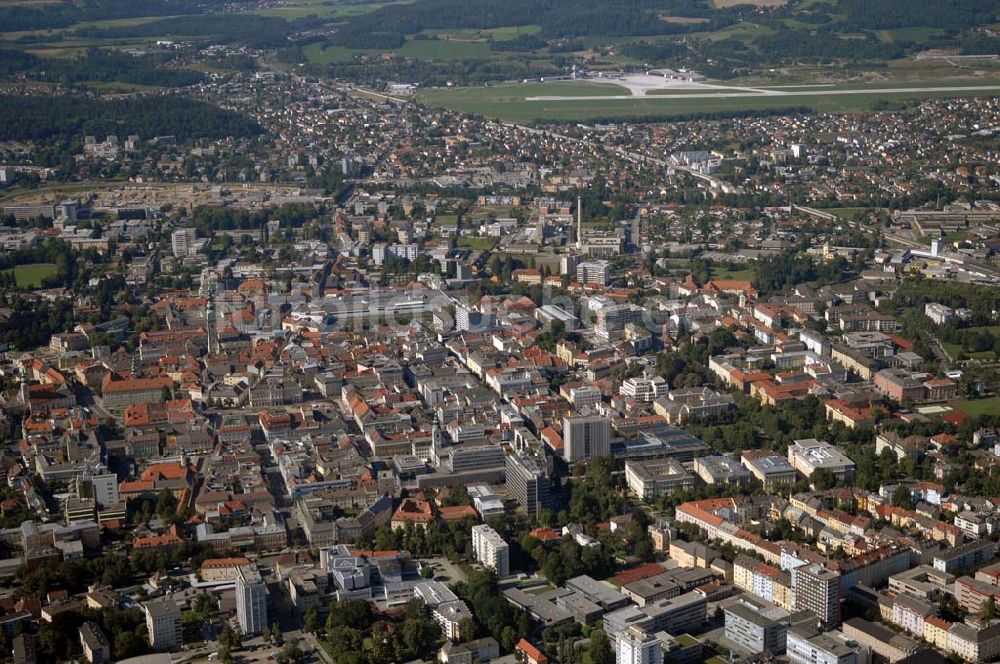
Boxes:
[712,0,787,7]
[303,42,383,64]
[421,25,542,42]
[399,39,491,61]
[876,26,944,43]
[253,0,399,20]
[4,263,57,289]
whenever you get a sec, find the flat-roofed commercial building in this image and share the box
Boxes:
[724,598,790,655]
[787,439,855,484]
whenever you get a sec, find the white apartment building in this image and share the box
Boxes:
[413,581,473,642]
[924,302,954,325]
[171,228,197,258]
[620,376,669,402]
[577,259,610,286]
[143,596,182,650]
[235,564,268,635]
[616,626,662,664]
[471,524,510,577]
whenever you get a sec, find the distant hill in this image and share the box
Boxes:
[330,0,1000,56]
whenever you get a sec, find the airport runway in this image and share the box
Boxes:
[525,84,1000,102]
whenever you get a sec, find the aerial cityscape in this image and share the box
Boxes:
[1,0,1000,663]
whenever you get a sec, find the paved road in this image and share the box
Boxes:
[929,338,953,364]
[303,633,335,664]
[422,555,468,585]
[502,121,736,192]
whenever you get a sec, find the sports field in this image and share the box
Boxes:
[456,236,498,251]
[953,397,1000,417]
[3,263,57,289]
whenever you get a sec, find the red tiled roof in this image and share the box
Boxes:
[102,374,172,394]
[516,639,548,664]
[201,557,251,570]
[614,563,666,586]
[528,527,560,542]
[392,498,434,523]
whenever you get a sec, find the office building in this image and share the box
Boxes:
[171,228,198,258]
[841,618,920,663]
[724,598,790,655]
[235,564,268,635]
[456,303,489,332]
[446,445,505,473]
[625,458,695,500]
[83,472,118,508]
[563,414,611,463]
[792,565,841,628]
[604,591,707,639]
[787,439,856,484]
[787,625,869,664]
[694,455,753,486]
[468,485,506,519]
[414,581,474,641]
[616,626,663,664]
[143,596,182,650]
[741,450,798,489]
[595,303,643,341]
[620,428,711,464]
[577,260,611,286]
[569,385,602,409]
[932,540,996,574]
[506,452,553,517]
[536,304,580,332]
[472,524,510,577]
[620,376,668,402]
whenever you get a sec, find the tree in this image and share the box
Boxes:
[939,593,966,622]
[458,617,477,643]
[325,599,374,632]
[276,641,304,664]
[982,598,997,622]
[112,631,147,660]
[218,623,241,650]
[155,489,178,520]
[810,468,837,491]
[585,629,614,664]
[302,606,322,634]
[891,485,914,510]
